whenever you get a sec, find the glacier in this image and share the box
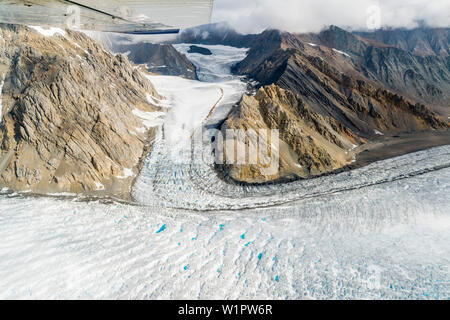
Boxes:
[0,163,449,299]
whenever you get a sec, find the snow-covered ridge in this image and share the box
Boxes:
[28,26,66,37]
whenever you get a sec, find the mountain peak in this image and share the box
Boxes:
[0,24,162,197]
[354,27,450,57]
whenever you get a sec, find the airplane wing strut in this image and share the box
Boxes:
[0,0,215,34]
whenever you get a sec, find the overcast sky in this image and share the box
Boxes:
[211,0,450,34]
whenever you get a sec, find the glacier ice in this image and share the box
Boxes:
[0,165,449,299]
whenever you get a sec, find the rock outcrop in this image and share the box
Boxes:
[0,24,162,198]
[114,42,198,80]
[188,45,212,55]
[220,85,364,182]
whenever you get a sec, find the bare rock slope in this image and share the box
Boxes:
[219,27,449,183]
[354,27,450,57]
[0,24,162,198]
[221,85,364,182]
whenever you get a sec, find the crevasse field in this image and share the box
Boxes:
[0,45,449,299]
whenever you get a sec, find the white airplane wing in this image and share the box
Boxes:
[0,0,215,34]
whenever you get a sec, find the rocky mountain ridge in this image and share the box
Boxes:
[0,24,162,198]
[114,42,198,80]
[215,26,449,183]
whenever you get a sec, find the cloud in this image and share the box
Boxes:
[211,0,450,34]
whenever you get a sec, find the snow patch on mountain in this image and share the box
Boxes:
[28,26,66,37]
